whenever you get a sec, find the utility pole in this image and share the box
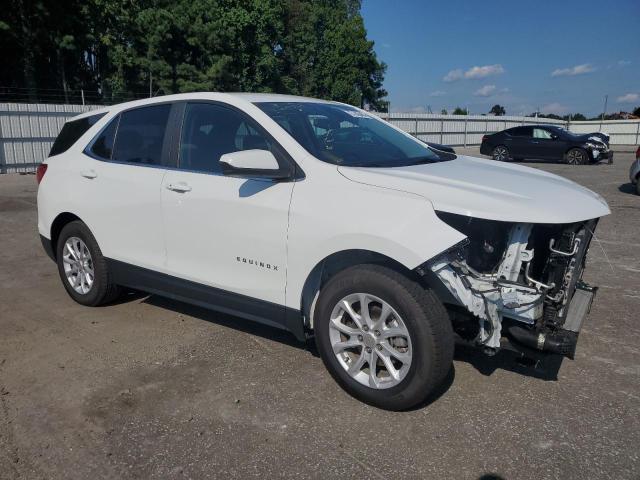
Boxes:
[600,94,608,131]
[81,89,85,106]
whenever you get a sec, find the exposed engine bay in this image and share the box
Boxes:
[419,212,599,358]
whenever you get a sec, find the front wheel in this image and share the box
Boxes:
[314,265,454,411]
[566,148,588,165]
[492,145,510,161]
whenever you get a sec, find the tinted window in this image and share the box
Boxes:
[49,113,106,156]
[179,103,275,173]
[88,116,119,160]
[112,105,171,165]
[256,102,450,167]
[508,126,532,137]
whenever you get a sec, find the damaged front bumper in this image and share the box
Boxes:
[418,213,599,358]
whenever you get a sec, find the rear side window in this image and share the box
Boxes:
[49,113,106,156]
[112,105,171,165]
[89,116,119,160]
[508,126,532,138]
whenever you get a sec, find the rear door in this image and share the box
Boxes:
[160,102,295,309]
[504,126,532,158]
[79,103,177,270]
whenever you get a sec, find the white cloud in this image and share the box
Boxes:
[618,60,631,66]
[616,93,639,103]
[443,69,463,82]
[541,103,570,115]
[474,85,497,97]
[464,64,505,79]
[429,90,446,97]
[443,64,505,82]
[550,64,595,77]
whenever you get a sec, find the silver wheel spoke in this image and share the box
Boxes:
[358,293,373,328]
[332,338,361,354]
[367,350,381,388]
[341,299,363,329]
[380,327,406,339]
[348,352,367,374]
[377,349,400,381]
[380,342,411,364]
[330,317,359,336]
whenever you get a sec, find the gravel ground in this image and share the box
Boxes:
[1,148,639,480]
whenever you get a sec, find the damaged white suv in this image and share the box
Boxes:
[37,93,610,410]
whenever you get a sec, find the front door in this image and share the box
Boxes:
[161,102,295,310]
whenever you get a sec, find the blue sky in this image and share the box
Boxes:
[361,0,639,116]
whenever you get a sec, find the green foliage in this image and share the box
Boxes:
[633,106,640,117]
[489,104,505,116]
[452,107,467,115]
[0,0,387,108]
[440,108,448,115]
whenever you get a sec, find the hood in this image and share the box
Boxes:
[338,155,610,224]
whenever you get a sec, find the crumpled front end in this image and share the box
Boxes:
[418,212,600,357]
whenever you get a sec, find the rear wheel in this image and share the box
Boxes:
[314,265,454,411]
[492,145,510,161]
[566,148,587,165]
[56,221,120,306]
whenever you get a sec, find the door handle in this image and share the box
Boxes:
[166,182,192,193]
[80,169,97,179]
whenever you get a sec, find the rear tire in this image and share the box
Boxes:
[56,221,120,306]
[314,264,454,411]
[492,145,510,161]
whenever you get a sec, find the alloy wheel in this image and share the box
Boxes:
[567,149,586,165]
[328,293,412,389]
[493,146,509,161]
[62,237,94,294]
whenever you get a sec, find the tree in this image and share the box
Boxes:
[440,108,448,115]
[452,107,467,115]
[570,113,586,121]
[489,104,505,116]
[633,106,640,117]
[0,0,388,108]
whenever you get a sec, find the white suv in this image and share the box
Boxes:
[37,93,610,410]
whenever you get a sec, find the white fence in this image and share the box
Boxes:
[1,102,638,173]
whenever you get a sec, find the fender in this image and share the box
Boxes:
[284,170,466,311]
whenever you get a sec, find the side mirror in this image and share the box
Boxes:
[550,133,559,140]
[219,149,290,180]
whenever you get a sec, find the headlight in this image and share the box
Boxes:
[584,142,598,149]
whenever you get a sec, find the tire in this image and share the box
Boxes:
[56,220,120,306]
[314,264,454,411]
[636,180,640,196]
[492,145,510,161]
[565,148,587,165]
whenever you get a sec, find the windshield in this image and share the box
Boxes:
[255,102,453,167]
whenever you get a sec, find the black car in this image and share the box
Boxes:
[480,125,612,165]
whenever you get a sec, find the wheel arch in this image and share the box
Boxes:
[49,212,84,259]
[299,249,445,332]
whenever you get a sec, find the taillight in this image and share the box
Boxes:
[36,164,48,184]
[482,135,488,143]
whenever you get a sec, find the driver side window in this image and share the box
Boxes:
[179,103,274,174]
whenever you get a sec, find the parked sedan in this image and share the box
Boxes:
[480,125,612,165]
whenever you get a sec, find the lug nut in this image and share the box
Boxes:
[374,330,380,336]
[376,344,382,351]
[357,335,363,341]
[365,347,372,353]
[362,325,369,332]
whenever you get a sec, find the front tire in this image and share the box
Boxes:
[566,148,587,165]
[492,145,510,161]
[314,265,454,411]
[56,221,120,306]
